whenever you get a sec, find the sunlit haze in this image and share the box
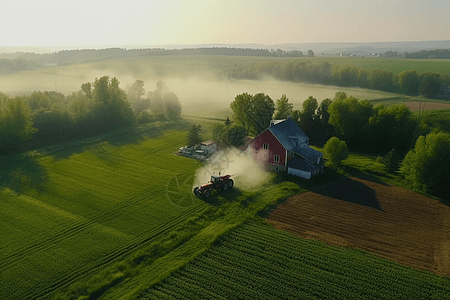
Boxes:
[1,0,449,48]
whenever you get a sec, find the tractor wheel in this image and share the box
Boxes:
[203,190,211,198]
[193,187,199,196]
[228,179,234,188]
[222,184,228,191]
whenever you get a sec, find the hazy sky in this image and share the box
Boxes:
[1,0,449,48]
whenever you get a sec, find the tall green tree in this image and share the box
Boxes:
[273,94,294,119]
[81,82,92,99]
[230,92,253,134]
[246,93,275,135]
[31,104,72,141]
[125,79,151,115]
[187,124,202,146]
[147,81,181,120]
[397,70,420,95]
[125,80,145,103]
[419,72,441,98]
[0,93,37,152]
[328,93,373,149]
[368,104,417,154]
[298,96,318,136]
[315,98,334,145]
[91,76,135,127]
[400,132,450,197]
[163,92,182,119]
[67,91,92,123]
[369,69,396,92]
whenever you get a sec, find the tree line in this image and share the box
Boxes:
[227,91,449,198]
[6,47,312,67]
[404,49,450,59]
[228,91,419,155]
[0,77,181,154]
[0,58,41,74]
[229,61,450,98]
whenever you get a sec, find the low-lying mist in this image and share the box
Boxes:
[193,148,273,191]
[0,56,399,114]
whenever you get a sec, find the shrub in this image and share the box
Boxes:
[324,137,348,165]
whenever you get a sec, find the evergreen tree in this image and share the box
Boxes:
[187,125,202,146]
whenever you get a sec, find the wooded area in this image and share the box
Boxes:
[0,78,181,154]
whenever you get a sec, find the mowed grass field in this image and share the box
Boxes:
[0,121,210,299]
[140,221,450,300]
[0,119,306,299]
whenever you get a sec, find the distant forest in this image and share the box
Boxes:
[229,61,450,99]
[1,46,449,75]
[0,47,306,69]
[404,49,450,59]
[0,58,42,74]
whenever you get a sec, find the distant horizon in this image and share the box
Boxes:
[1,39,450,54]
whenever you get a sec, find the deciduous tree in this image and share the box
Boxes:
[324,137,348,166]
[400,132,450,197]
[273,94,293,119]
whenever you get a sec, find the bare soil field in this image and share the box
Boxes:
[404,102,450,111]
[267,177,450,277]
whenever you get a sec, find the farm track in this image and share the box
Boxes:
[267,177,450,277]
[0,184,197,273]
[17,203,206,300]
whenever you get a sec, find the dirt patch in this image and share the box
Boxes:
[267,177,450,277]
[404,102,450,111]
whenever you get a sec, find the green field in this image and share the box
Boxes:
[140,221,450,300]
[0,119,306,299]
[0,121,206,299]
[308,57,450,75]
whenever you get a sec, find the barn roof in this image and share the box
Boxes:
[293,143,323,163]
[267,117,309,151]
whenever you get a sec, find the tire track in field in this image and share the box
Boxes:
[1,149,194,271]
[0,185,159,270]
[22,203,207,300]
[0,184,188,271]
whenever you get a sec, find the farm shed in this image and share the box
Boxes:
[249,116,324,179]
[198,140,217,156]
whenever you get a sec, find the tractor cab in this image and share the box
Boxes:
[210,174,221,184]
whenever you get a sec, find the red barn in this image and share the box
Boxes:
[249,116,324,179]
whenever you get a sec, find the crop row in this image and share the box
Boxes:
[140,222,450,300]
